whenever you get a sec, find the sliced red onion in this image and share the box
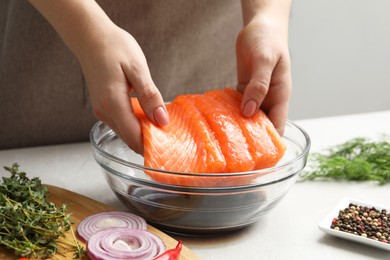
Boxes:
[78,211,147,241]
[87,228,166,260]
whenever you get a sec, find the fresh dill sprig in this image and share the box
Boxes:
[0,163,85,258]
[299,136,390,185]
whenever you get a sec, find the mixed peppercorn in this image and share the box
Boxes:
[331,203,390,243]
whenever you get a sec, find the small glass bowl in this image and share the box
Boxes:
[90,121,311,235]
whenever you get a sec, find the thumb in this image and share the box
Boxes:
[124,59,169,127]
[239,54,275,118]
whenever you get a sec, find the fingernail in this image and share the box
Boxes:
[154,106,169,126]
[242,100,257,117]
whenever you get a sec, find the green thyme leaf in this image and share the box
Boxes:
[299,136,390,185]
[0,163,85,258]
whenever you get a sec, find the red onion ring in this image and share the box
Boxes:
[87,228,166,260]
[77,211,147,242]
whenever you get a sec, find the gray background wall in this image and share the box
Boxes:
[288,0,390,120]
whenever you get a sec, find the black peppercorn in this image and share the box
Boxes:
[331,203,390,244]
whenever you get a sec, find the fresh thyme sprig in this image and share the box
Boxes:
[299,136,390,185]
[0,163,85,258]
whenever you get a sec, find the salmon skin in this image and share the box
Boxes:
[132,87,286,186]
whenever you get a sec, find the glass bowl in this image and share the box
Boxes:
[90,120,310,235]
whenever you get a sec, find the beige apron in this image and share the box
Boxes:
[0,0,242,149]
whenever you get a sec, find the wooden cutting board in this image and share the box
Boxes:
[0,185,199,260]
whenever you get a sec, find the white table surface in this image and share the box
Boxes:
[1,110,389,260]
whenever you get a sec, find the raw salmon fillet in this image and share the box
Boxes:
[132,88,286,186]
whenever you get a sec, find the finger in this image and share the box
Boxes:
[262,56,292,135]
[109,91,144,153]
[93,107,140,152]
[266,101,289,136]
[92,106,120,137]
[240,52,276,118]
[100,117,121,140]
[123,60,169,127]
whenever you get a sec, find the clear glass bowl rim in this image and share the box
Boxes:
[90,120,311,179]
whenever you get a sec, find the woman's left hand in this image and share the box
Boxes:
[236,1,292,135]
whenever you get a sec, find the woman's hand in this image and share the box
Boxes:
[78,26,168,154]
[29,0,168,153]
[237,0,292,135]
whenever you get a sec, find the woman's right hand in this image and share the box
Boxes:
[77,25,169,154]
[29,0,169,154]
